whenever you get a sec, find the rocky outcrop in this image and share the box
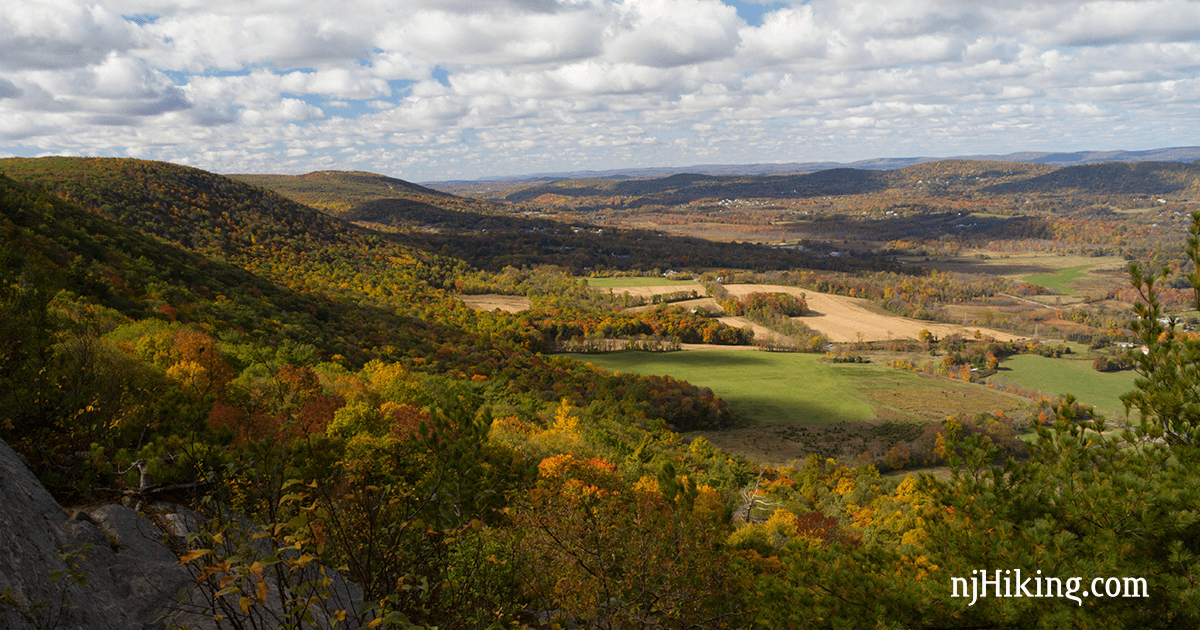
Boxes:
[0,437,368,630]
[0,438,212,630]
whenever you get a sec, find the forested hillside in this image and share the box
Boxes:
[232,163,905,275]
[231,171,461,215]
[3,157,1200,628]
[983,161,1200,195]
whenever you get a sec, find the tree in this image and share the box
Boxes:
[734,215,1200,628]
[512,455,742,629]
[1122,214,1200,445]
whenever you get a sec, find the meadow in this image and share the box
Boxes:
[988,354,1140,420]
[1022,264,1093,295]
[568,350,1022,425]
[567,349,1025,464]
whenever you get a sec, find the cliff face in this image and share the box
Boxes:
[0,437,372,630]
[0,437,211,630]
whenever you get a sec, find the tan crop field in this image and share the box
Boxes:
[455,294,532,312]
[714,316,790,344]
[722,284,1022,342]
[596,284,704,298]
[626,297,721,313]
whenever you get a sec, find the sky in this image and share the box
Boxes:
[2,0,1200,182]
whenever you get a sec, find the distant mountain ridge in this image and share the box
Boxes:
[423,146,1200,189]
[490,159,1200,206]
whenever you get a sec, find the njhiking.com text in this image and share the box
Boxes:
[951,569,1148,606]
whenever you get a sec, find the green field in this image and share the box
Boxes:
[1022,265,1092,295]
[582,277,700,288]
[990,355,1139,418]
[566,350,1021,425]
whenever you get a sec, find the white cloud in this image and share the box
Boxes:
[0,1,146,70]
[1021,0,1200,46]
[374,6,605,66]
[144,13,369,71]
[737,6,827,63]
[277,68,390,100]
[604,0,742,67]
[3,0,1200,179]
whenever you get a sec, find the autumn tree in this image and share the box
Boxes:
[513,454,742,629]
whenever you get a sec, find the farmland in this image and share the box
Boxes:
[721,283,1021,342]
[570,349,1024,425]
[583,277,701,288]
[989,354,1140,419]
[455,293,532,312]
[569,349,1025,464]
[6,156,1200,628]
[1021,264,1093,295]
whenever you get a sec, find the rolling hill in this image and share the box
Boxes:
[490,159,1200,207]
[424,145,1200,189]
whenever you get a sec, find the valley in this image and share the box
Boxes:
[2,155,1198,628]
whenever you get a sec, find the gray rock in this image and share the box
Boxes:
[155,502,202,541]
[0,438,203,630]
[0,437,371,630]
[88,504,178,564]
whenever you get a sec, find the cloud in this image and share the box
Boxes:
[0,1,147,70]
[1015,0,1200,47]
[737,6,827,63]
[143,13,370,71]
[605,0,742,67]
[375,6,606,66]
[277,69,391,100]
[0,79,22,99]
[3,0,1200,180]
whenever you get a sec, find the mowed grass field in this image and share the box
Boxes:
[566,350,1022,425]
[1022,265,1092,295]
[915,252,1128,300]
[990,355,1139,419]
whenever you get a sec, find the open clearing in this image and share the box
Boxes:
[455,294,531,312]
[587,278,1029,343]
[1022,265,1093,295]
[612,281,1023,343]
[909,251,1128,298]
[568,350,1025,465]
[626,297,720,313]
[583,277,702,298]
[988,355,1139,419]
[570,350,1023,425]
[722,284,1021,342]
[584,277,700,287]
[909,251,1127,278]
[714,316,791,344]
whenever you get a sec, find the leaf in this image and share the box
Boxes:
[239,596,252,614]
[179,549,209,563]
